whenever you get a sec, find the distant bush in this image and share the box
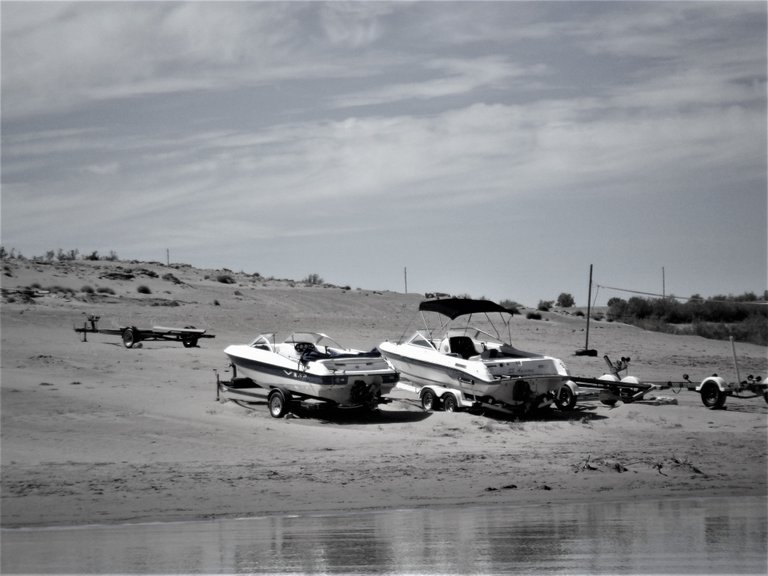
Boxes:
[137,285,152,294]
[216,274,235,284]
[557,293,575,308]
[50,285,75,296]
[606,293,767,345]
[499,299,521,315]
[537,300,553,312]
[162,273,182,284]
[526,312,542,320]
[96,286,115,295]
[81,285,95,294]
[303,273,323,286]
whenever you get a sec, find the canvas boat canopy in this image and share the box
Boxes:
[418,298,511,320]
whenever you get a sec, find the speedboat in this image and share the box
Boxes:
[378,298,572,413]
[222,332,399,417]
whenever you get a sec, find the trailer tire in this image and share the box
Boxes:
[421,389,437,412]
[268,389,290,418]
[442,394,458,412]
[122,327,137,348]
[599,390,619,406]
[182,338,198,348]
[764,390,768,405]
[700,380,726,409]
[555,385,577,411]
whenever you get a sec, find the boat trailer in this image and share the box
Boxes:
[74,315,215,348]
[214,369,393,418]
[569,341,767,410]
[568,356,659,407]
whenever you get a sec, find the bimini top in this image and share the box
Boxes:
[418,298,512,320]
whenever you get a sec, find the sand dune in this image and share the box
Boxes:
[1,259,766,528]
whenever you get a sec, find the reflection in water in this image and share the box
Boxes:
[2,496,766,574]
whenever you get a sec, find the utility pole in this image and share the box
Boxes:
[404,267,408,294]
[662,267,666,299]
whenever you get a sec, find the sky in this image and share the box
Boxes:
[2,1,766,307]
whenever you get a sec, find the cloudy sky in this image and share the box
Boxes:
[2,2,766,306]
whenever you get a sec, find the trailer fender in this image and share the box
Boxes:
[620,376,641,385]
[698,376,728,409]
[695,375,727,393]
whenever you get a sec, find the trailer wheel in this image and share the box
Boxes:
[268,389,289,418]
[442,394,458,412]
[555,386,577,411]
[700,381,726,409]
[122,327,136,348]
[599,385,621,406]
[421,389,437,412]
[764,390,768,405]
[182,338,198,348]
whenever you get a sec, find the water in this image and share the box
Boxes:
[2,496,766,574]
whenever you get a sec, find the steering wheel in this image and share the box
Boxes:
[294,342,316,354]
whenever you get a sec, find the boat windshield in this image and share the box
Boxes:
[419,306,514,346]
[445,327,504,346]
[249,333,276,351]
[406,331,438,350]
[283,332,346,350]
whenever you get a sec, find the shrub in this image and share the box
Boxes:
[81,285,95,294]
[96,286,115,295]
[526,312,542,320]
[303,273,323,285]
[537,300,553,312]
[137,285,151,294]
[216,274,235,284]
[499,299,521,315]
[50,285,75,296]
[557,293,575,307]
[605,292,767,345]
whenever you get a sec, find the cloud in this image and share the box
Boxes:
[2,3,325,118]
[1,2,764,301]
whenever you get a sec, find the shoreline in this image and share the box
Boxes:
[4,488,766,532]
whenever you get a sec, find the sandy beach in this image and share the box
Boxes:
[1,259,766,529]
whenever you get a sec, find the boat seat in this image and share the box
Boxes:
[448,336,478,360]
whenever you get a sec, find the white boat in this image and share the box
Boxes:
[378,298,572,413]
[222,332,399,417]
